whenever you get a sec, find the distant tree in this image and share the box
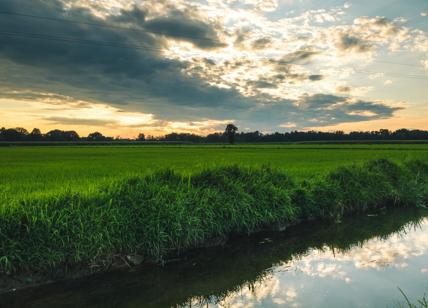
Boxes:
[235,130,262,143]
[30,128,41,135]
[87,131,105,141]
[3,125,428,143]
[206,132,224,143]
[379,129,390,139]
[394,129,410,140]
[29,128,43,141]
[14,127,29,135]
[64,131,80,141]
[0,127,5,140]
[224,124,238,144]
[45,130,63,141]
[46,129,80,141]
[0,127,28,141]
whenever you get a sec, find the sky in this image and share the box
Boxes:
[0,0,427,137]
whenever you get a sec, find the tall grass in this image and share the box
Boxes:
[396,288,428,308]
[0,159,427,276]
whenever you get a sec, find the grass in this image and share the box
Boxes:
[1,144,428,201]
[0,150,428,277]
[396,288,428,308]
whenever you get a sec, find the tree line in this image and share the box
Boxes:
[1,125,428,143]
[0,127,113,142]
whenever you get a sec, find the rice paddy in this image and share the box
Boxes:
[0,144,428,280]
[1,144,428,200]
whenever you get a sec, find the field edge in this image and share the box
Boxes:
[1,158,428,292]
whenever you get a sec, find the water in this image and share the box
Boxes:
[2,208,428,307]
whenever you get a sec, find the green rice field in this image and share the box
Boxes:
[1,144,428,200]
[1,143,428,281]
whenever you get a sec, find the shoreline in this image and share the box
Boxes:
[1,158,427,293]
[1,206,427,303]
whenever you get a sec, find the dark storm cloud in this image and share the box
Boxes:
[297,94,402,123]
[0,0,247,118]
[113,5,225,49]
[241,94,401,129]
[298,94,401,117]
[344,101,400,117]
[112,5,147,24]
[144,10,226,49]
[299,94,343,109]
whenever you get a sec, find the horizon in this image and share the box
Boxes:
[1,0,428,138]
[2,125,428,140]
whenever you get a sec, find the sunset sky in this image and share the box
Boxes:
[0,0,427,137]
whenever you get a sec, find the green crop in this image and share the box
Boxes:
[0,153,427,276]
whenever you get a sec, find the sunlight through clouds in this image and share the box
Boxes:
[0,0,427,135]
[0,92,231,137]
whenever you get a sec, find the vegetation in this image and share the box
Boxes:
[1,144,428,199]
[224,123,238,144]
[396,288,428,308]
[2,125,428,142]
[0,157,427,278]
[1,206,425,305]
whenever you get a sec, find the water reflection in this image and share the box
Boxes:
[2,208,428,308]
[199,218,428,308]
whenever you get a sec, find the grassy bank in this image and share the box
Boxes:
[1,159,428,278]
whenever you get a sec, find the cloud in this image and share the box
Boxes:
[0,89,74,103]
[0,0,413,133]
[45,116,117,126]
[251,37,272,50]
[337,33,373,53]
[183,50,323,100]
[255,0,278,12]
[0,0,248,119]
[343,100,399,117]
[280,122,297,129]
[248,80,276,89]
[331,16,411,56]
[308,74,323,81]
[299,94,344,109]
[241,94,401,130]
[143,10,226,49]
[276,49,321,65]
[369,73,385,80]
[227,0,278,12]
[336,86,351,93]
